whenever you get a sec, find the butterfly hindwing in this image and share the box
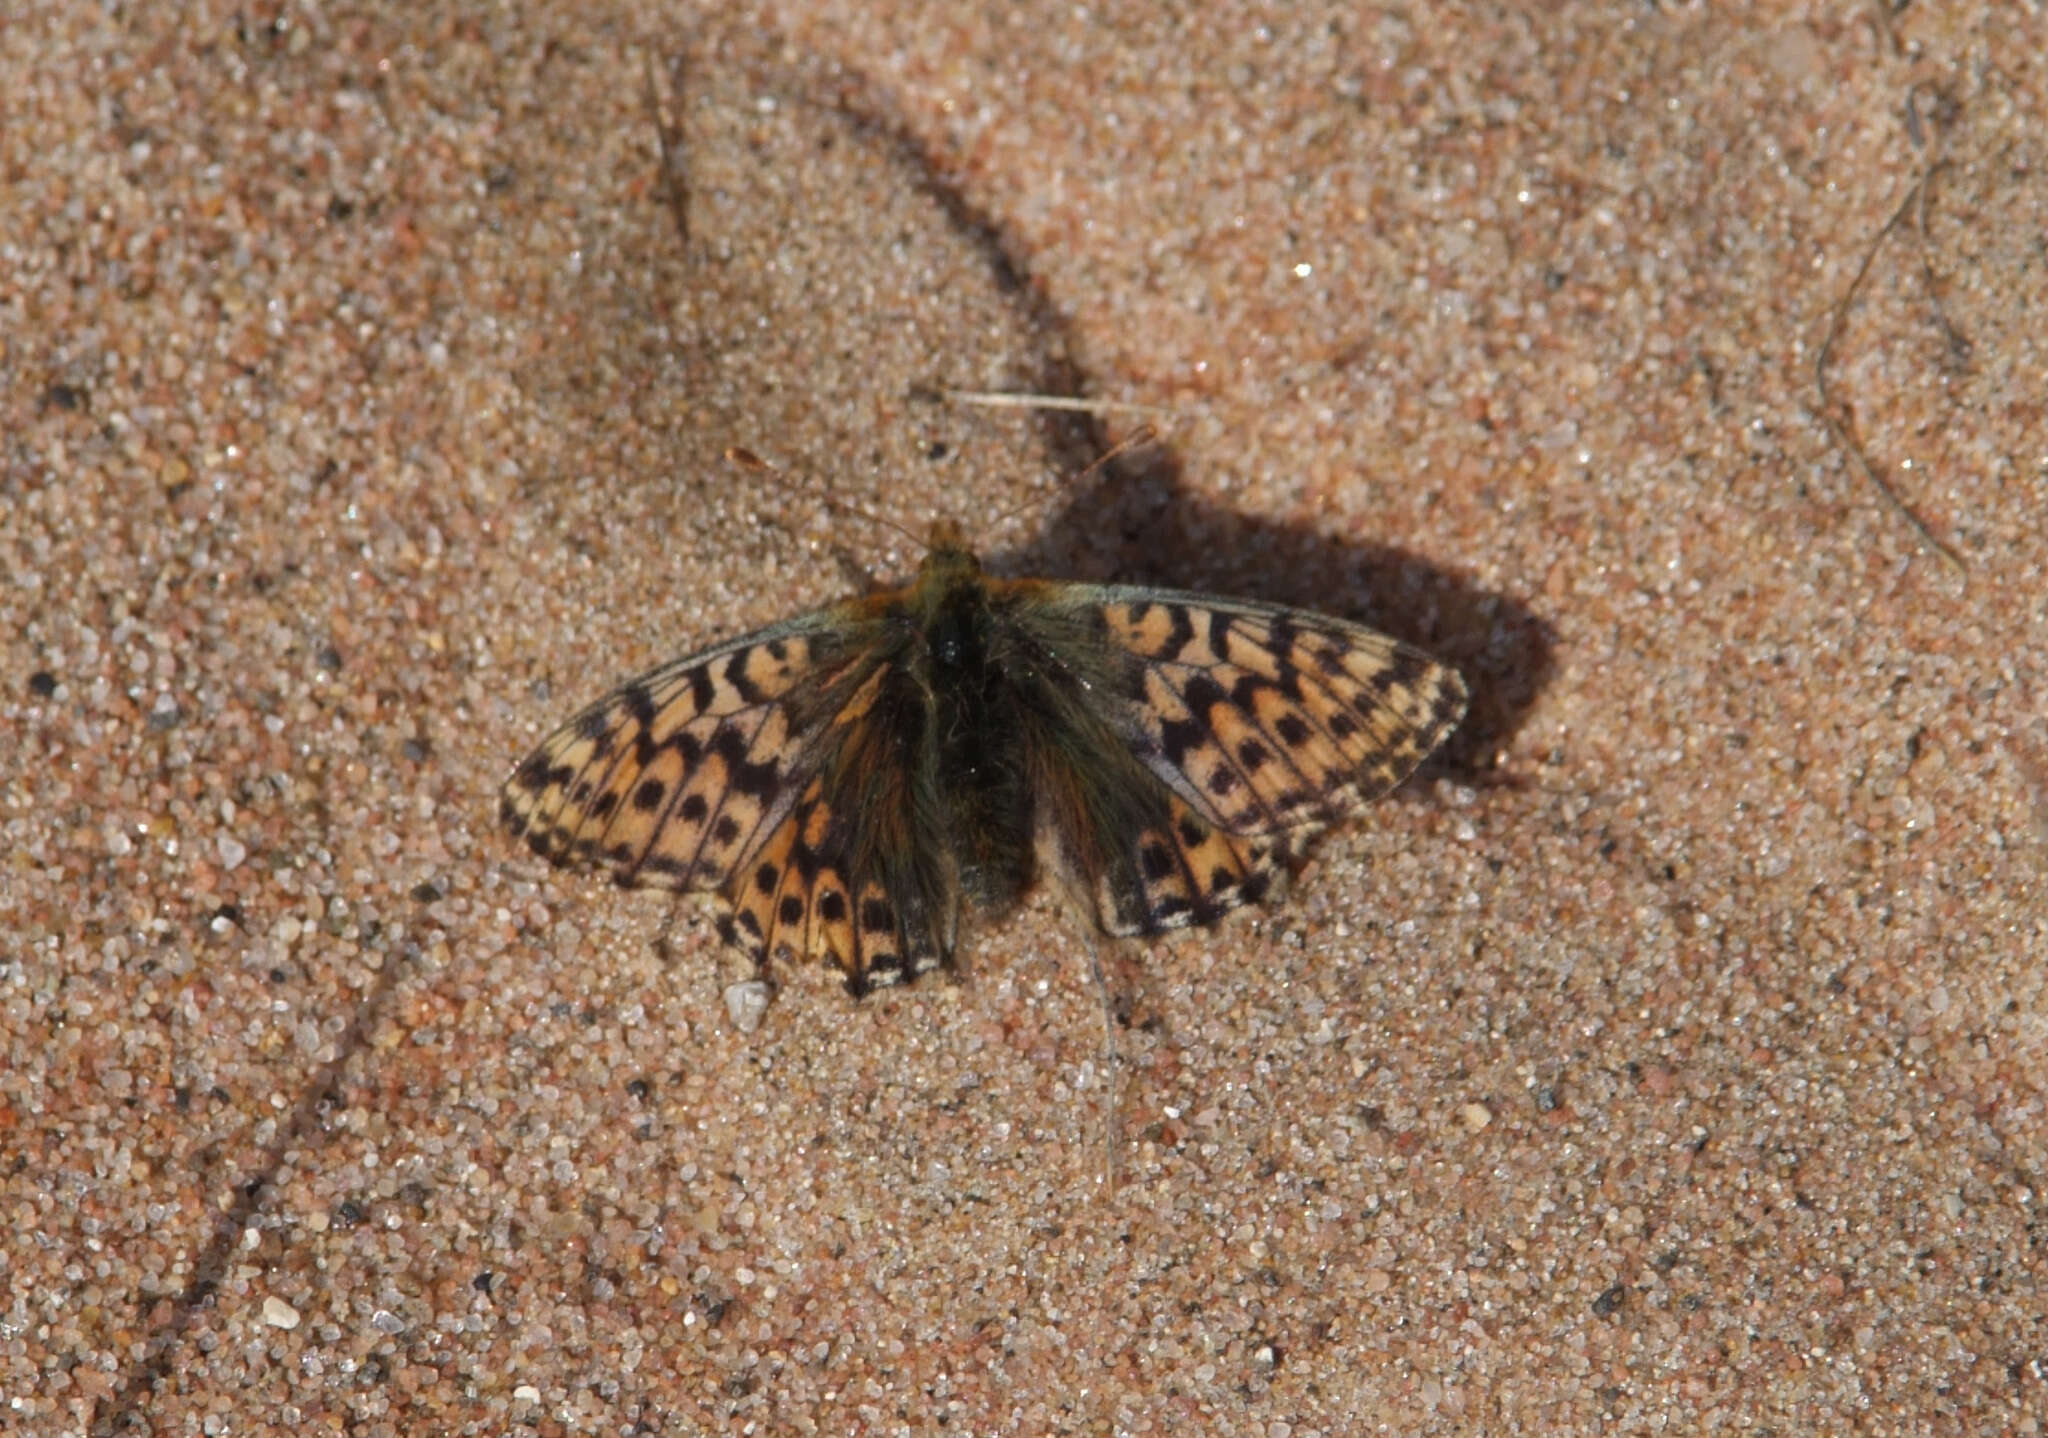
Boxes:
[1093,791,1285,938]
[718,776,941,995]
[720,676,958,994]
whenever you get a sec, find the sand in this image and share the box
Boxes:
[4,2,2043,1433]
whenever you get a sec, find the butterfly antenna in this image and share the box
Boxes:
[724,447,927,556]
[1072,423,1160,492]
[976,425,1164,542]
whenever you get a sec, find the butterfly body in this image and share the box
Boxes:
[504,521,1467,996]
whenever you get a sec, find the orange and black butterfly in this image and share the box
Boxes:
[501,520,1467,996]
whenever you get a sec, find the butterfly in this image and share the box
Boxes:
[501,519,1468,997]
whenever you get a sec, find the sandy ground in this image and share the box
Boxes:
[4,2,2045,1434]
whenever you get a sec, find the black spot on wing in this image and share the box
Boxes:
[1266,614,1299,660]
[623,685,658,728]
[1159,715,1204,769]
[684,666,715,715]
[709,726,781,800]
[1180,672,1227,717]
[1140,842,1174,881]
[512,753,553,792]
[1202,608,1234,662]
[722,649,766,705]
[1380,646,1429,693]
[1158,672,1228,769]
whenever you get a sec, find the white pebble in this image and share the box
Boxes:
[724,979,773,1033]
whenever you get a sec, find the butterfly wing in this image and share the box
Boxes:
[501,603,956,994]
[1003,585,1468,938]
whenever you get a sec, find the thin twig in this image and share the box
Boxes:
[1085,933,1124,1195]
[941,387,1182,420]
[1911,162,1972,369]
[644,52,690,253]
[1813,165,1968,581]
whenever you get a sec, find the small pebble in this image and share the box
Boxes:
[724,979,773,1033]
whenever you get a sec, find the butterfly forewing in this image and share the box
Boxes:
[505,615,830,878]
[1082,589,1467,831]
